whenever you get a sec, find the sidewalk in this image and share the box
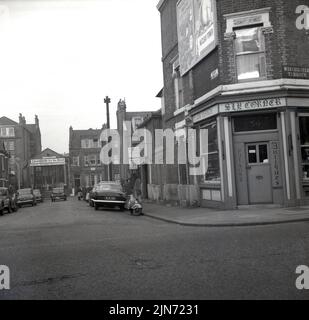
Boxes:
[143,202,309,227]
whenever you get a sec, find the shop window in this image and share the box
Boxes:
[234,114,277,132]
[299,116,309,189]
[200,121,220,183]
[235,27,266,81]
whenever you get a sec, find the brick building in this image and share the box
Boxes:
[0,114,42,189]
[69,126,108,193]
[0,141,9,187]
[116,99,153,182]
[157,0,309,208]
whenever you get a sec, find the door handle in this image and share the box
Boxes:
[256,175,263,180]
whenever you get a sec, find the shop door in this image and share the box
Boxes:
[246,143,272,204]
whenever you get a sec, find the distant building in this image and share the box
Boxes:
[116,99,153,181]
[30,148,69,193]
[69,126,107,192]
[0,114,42,189]
[0,140,9,187]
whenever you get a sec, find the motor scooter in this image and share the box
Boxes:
[126,194,143,216]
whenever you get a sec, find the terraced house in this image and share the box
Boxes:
[157,0,309,209]
[0,141,9,187]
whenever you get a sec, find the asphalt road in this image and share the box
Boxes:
[0,197,309,300]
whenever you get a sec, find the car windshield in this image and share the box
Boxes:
[0,188,8,196]
[53,188,64,194]
[18,189,32,194]
[96,184,122,192]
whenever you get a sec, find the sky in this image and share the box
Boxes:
[0,0,163,153]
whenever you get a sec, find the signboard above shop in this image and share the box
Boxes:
[177,0,218,76]
[30,157,65,167]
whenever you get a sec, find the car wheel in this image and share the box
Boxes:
[13,205,18,212]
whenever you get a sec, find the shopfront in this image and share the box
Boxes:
[191,95,309,209]
[30,149,69,191]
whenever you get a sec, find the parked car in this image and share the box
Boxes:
[0,187,18,215]
[51,187,67,202]
[17,188,37,207]
[91,182,126,211]
[33,189,43,203]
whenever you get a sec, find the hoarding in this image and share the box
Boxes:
[177,0,217,76]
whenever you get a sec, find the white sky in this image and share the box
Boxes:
[0,0,163,153]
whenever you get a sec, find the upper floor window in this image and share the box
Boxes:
[72,156,80,166]
[0,127,15,137]
[172,57,184,111]
[235,27,266,81]
[3,140,15,151]
[81,138,100,149]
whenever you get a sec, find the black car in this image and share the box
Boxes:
[17,188,37,207]
[0,187,18,215]
[51,187,67,202]
[91,182,126,211]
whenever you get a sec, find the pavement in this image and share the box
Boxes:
[143,202,309,227]
[1,198,309,299]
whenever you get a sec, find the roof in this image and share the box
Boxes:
[70,128,102,149]
[137,110,162,129]
[0,116,18,126]
[25,124,39,134]
[32,148,64,160]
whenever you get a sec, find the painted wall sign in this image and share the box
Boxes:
[210,68,219,80]
[270,141,282,187]
[30,158,65,167]
[283,66,309,79]
[219,98,286,113]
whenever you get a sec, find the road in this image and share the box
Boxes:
[0,197,309,300]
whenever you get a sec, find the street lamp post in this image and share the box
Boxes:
[104,96,112,181]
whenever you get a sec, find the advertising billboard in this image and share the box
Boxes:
[177,0,217,76]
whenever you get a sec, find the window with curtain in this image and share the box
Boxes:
[235,27,266,81]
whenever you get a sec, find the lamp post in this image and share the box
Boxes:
[14,157,21,190]
[104,96,112,181]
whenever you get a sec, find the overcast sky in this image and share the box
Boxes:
[0,0,163,154]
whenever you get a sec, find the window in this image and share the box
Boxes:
[89,155,96,166]
[72,156,80,166]
[84,156,89,167]
[247,144,269,164]
[172,58,184,110]
[234,114,277,132]
[0,127,15,137]
[299,116,309,186]
[81,138,100,149]
[3,140,15,151]
[235,27,266,81]
[200,121,220,183]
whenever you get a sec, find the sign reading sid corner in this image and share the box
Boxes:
[219,97,286,113]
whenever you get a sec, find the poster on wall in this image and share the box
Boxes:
[177,0,217,76]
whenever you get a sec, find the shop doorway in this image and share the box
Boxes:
[246,142,272,204]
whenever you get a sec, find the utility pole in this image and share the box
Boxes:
[104,96,112,181]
